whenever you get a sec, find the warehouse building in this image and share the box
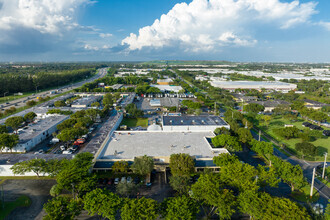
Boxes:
[210,81,297,92]
[157,78,173,85]
[150,85,183,93]
[245,100,291,112]
[71,95,101,108]
[9,114,69,152]
[162,115,230,132]
[94,131,229,173]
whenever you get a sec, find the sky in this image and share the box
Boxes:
[0,0,330,62]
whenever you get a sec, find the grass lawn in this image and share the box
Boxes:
[290,184,320,203]
[0,195,31,220]
[0,176,55,185]
[260,116,330,161]
[121,118,148,128]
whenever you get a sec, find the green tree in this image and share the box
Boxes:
[250,140,273,157]
[57,128,80,145]
[43,196,82,220]
[243,103,265,113]
[84,188,122,220]
[57,119,77,131]
[54,100,66,107]
[116,182,138,197]
[256,165,280,189]
[112,161,129,173]
[169,175,190,194]
[274,126,300,139]
[24,112,37,123]
[261,115,272,127]
[169,153,195,177]
[161,195,199,220]
[191,173,236,219]
[238,191,310,220]
[91,101,100,107]
[131,155,154,176]
[56,152,96,196]
[26,100,37,107]
[272,157,306,191]
[50,184,62,197]
[0,125,8,134]
[237,128,253,144]
[295,142,317,157]
[11,158,47,177]
[103,93,114,106]
[5,116,24,133]
[0,133,19,151]
[214,127,230,136]
[121,197,159,220]
[211,134,242,152]
[213,154,240,167]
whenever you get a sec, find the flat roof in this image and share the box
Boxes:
[71,96,99,106]
[98,131,227,160]
[163,115,228,126]
[211,81,297,89]
[18,115,69,144]
[150,85,183,92]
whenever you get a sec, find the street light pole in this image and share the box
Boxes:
[322,152,327,179]
[310,167,316,198]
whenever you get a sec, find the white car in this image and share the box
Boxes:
[60,146,66,151]
[62,150,73,154]
[114,178,119,185]
[121,177,126,183]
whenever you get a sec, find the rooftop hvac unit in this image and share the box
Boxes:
[192,120,195,123]
[181,120,184,123]
[201,120,205,123]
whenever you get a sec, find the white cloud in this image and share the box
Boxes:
[122,0,318,51]
[318,21,330,31]
[99,33,113,38]
[0,0,93,34]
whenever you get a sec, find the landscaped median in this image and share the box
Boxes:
[0,195,31,220]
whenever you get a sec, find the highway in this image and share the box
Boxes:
[0,67,108,111]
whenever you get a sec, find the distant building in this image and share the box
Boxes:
[157,78,173,85]
[210,81,297,92]
[162,115,230,132]
[231,94,258,102]
[150,85,183,93]
[303,99,328,110]
[246,100,291,112]
[71,96,101,108]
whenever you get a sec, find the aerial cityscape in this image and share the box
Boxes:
[0,0,329,220]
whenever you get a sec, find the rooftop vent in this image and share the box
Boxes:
[192,120,195,123]
[201,120,205,124]
[181,120,184,123]
[169,120,172,123]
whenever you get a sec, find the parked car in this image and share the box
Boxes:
[121,177,126,183]
[114,178,119,185]
[127,176,132,183]
[60,145,66,151]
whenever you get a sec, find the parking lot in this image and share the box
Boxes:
[2,179,56,220]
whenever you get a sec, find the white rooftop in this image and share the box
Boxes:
[99,131,227,160]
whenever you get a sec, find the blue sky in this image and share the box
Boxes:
[0,0,329,62]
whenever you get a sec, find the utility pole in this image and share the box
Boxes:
[258,130,261,141]
[322,152,327,179]
[310,167,315,198]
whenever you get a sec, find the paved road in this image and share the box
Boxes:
[1,68,108,111]
[251,130,330,208]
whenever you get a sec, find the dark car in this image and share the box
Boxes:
[323,130,330,136]
[133,177,140,184]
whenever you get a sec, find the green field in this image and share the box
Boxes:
[260,116,329,161]
[121,118,149,128]
[0,195,31,220]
